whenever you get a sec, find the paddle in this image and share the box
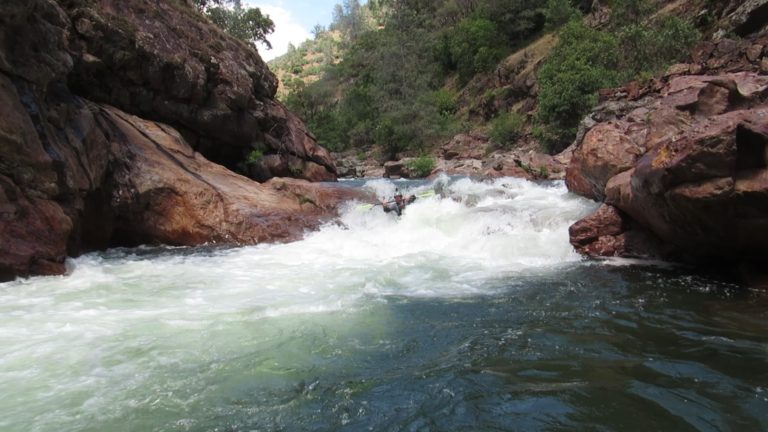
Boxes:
[356,189,436,211]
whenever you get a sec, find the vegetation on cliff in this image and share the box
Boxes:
[192,0,275,47]
[270,0,700,158]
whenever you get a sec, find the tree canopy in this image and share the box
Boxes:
[193,0,274,48]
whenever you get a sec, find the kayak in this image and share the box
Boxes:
[356,189,435,212]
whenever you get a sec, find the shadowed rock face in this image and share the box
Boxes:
[0,0,355,281]
[62,0,335,181]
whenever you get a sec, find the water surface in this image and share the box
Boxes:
[1,176,766,431]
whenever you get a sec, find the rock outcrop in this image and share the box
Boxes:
[61,0,336,181]
[0,0,354,281]
[565,10,768,265]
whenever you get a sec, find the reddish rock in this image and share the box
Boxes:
[569,69,768,263]
[61,0,335,181]
[441,133,489,160]
[0,0,357,281]
[566,122,643,201]
[568,204,664,258]
[665,63,691,77]
[99,106,356,246]
[747,44,764,62]
[565,9,768,264]
[0,175,71,279]
[691,41,715,64]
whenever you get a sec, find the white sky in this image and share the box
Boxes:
[245,1,340,61]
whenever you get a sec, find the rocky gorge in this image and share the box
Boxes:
[329,0,768,284]
[0,0,358,281]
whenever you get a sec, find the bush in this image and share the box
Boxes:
[245,149,263,164]
[536,20,622,152]
[535,6,699,154]
[407,156,436,178]
[490,112,525,149]
[545,0,579,30]
[619,16,699,75]
[448,18,503,84]
[431,89,457,116]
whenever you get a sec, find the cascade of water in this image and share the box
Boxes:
[7,177,761,432]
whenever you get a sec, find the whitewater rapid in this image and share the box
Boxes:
[0,176,599,431]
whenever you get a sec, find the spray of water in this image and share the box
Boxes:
[0,176,597,431]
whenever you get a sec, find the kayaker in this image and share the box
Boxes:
[381,190,416,216]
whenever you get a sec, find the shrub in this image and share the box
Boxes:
[448,18,503,84]
[490,112,525,149]
[536,20,622,152]
[407,156,436,178]
[545,0,579,30]
[431,89,457,116]
[245,149,263,164]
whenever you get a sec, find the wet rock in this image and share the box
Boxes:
[569,204,665,258]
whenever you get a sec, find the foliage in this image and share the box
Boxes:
[199,1,274,47]
[407,155,437,178]
[277,0,700,160]
[449,18,502,84]
[245,149,263,164]
[618,16,700,75]
[537,20,621,152]
[545,0,580,30]
[431,89,457,116]
[490,112,525,149]
[535,3,699,153]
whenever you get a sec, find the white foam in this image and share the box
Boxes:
[0,177,598,430]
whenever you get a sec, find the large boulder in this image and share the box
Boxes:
[100,106,353,246]
[568,204,665,258]
[566,67,768,264]
[0,0,356,281]
[0,87,358,280]
[566,121,644,201]
[62,0,335,180]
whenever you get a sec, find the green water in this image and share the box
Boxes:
[1,177,766,431]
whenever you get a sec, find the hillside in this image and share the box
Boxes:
[267,0,751,179]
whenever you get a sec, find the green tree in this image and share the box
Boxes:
[490,112,525,149]
[205,3,274,47]
[536,20,622,152]
[545,0,580,30]
[448,17,502,84]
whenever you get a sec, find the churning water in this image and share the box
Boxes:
[1,176,767,431]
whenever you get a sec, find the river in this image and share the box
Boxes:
[1,176,766,431]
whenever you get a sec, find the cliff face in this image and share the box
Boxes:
[63,0,335,181]
[0,0,354,281]
[565,2,768,268]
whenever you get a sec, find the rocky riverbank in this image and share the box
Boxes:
[0,0,359,281]
[564,1,768,278]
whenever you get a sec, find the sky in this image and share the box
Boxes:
[245,0,343,61]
